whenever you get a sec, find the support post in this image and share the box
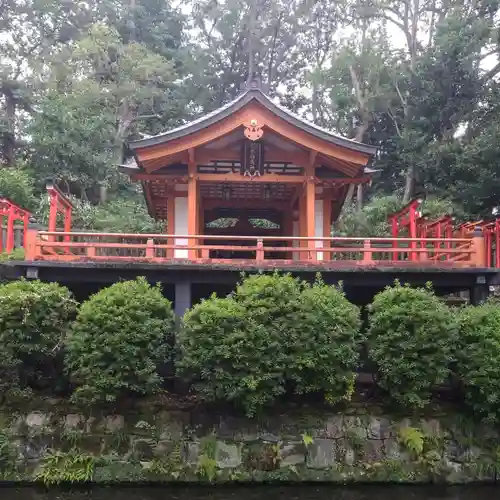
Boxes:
[6,206,14,253]
[471,229,487,267]
[323,194,332,261]
[175,281,192,318]
[362,239,373,264]
[64,206,72,242]
[306,179,316,260]
[283,209,294,259]
[299,190,307,260]
[188,162,198,260]
[471,282,489,305]
[23,213,30,249]
[24,227,38,260]
[166,190,175,259]
[0,214,3,251]
[48,193,57,232]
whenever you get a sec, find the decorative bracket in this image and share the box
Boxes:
[244,119,264,141]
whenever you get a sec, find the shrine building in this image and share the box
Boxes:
[119,81,377,262]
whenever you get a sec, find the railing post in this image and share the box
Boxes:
[6,206,14,253]
[256,238,264,262]
[362,239,373,264]
[24,228,39,260]
[419,240,429,262]
[146,238,155,259]
[470,229,487,267]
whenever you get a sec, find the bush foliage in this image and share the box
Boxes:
[65,277,175,405]
[367,281,456,408]
[0,279,77,395]
[455,301,500,422]
[179,273,362,416]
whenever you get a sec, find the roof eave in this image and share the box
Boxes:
[128,89,378,158]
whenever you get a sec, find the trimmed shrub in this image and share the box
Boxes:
[367,281,456,408]
[65,277,174,405]
[455,301,500,422]
[290,279,362,402]
[179,273,362,416]
[0,279,77,395]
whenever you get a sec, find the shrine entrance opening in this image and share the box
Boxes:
[204,205,286,260]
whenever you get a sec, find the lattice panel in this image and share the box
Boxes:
[200,182,294,201]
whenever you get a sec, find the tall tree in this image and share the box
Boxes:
[28,22,178,203]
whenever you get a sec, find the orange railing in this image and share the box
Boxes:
[24,231,484,268]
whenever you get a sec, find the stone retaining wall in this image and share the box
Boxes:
[1,401,499,484]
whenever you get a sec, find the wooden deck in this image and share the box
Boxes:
[23,231,486,269]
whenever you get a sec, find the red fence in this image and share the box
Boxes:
[24,231,483,268]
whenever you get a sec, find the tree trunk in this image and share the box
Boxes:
[99,185,107,205]
[403,165,415,203]
[344,184,355,206]
[2,86,16,166]
[356,184,363,212]
[246,0,256,81]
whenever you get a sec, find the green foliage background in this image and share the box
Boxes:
[1,0,500,230]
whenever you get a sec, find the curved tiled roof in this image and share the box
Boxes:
[128,89,377,157]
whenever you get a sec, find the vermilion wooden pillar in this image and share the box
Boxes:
[299,190,307,259]
[323,193,332,260]
[306,179,316,257]
[166,188,175,258]
[6,205,14,252]
[187,161,198,259]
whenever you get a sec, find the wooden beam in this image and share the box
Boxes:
[195,147,310,166]
[203,199,289,210]
[195,172,304,183]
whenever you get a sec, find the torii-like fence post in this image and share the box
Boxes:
[46,179,73,241]
[0,197,31,253]
[387,198,423,262]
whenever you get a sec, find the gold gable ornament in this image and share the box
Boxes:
[244,119,263,141]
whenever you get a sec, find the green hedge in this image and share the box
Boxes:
[179,274,362,416]
[0,279,77,396]
[367,281,456,409]
[2,273,500,421]
[456,301,500,422]
[65,277,175,405]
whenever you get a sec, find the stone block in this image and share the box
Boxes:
[101,415,125,433]
[366,416,391,439]
[184,441,200,465]
[26,412,50,431]
[343,416,365,439]
[324,415,344,438]
[335,438,355,465]
[280,442,306,467]
[306,438,337,469]
[360,438,384,462]
[420,418,441,438]
[154,411,184,440]
[217,416,258,442]
[153,439,178,458]
[384,437,402,460]
[64,414,84,430]
[215,440,241,468]
[20,434,53,460]
[132,438,154,460]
